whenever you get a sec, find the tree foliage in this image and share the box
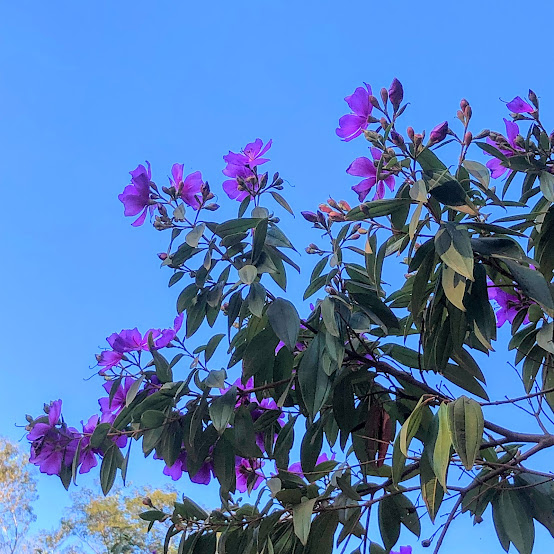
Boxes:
[24,82,554,553]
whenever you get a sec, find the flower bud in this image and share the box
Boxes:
[464,105,472,120]
[428,121,449,145]
[328,211,345,221]
[338,200,351,211]
[142,497,153,507]
[422,539,432,548]
[463,131,473,146]
[368,95,381,109]
[349,233,360,240]
[474,129,490,140]
[390,130,405,146]
[456,110,465,124]
[204,203,220,211]
[460,98,469,110]
[327,197,339,209]
[529,89,539,109]
[367,115,380,124]
[301,211,319,223]
[380,87,388,106]
[379,117,388,130]
[157,252,168,261]
[407,126,415,141]
[319,204,332,213]
[388,78,404,112]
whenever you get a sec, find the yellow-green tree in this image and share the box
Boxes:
[0,437,37,554]
[36,485,178,554]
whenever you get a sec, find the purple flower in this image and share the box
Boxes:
[336,84,373,141]
[220,377,254,408]
[391,547,412,554]
[224,138,272,169]
[97,350,124,375]
[388,78,404,112]
[235,457,264,493]
[288,453,335,478]
[78,415,101,474]
[251,398,285,451]
[99,377,136,415]
[506,96,535,114]
[488,280,531,327]
[347,148,396,201]
[222,139,272,202]
[170,164,203,210]
[118,162,155,227]
[429,121,449,145]
[156,449,213,484]
[485,119,522,179]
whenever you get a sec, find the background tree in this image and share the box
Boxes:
[34,485,178,554]
[23,83,554,554]
[0,437,37,554]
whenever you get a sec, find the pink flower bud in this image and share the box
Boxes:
[380,87,388,106]
[158,252,168,260]
[463,131,473,146]
[460,98,469,110]
[368,95,381,109]
[407,126,415,141]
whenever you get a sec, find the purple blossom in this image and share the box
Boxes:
[488,282,531,328]
[156,449,213,484]
[220,377,254,408]
[27,400,79,476]
[236,457,264,493]
[118,162,155,227]
[170,163,204,210]
[347,148,396,201]
[485,119,522,179]
[391,547,412,554]
[251,398,285,451]
[388,78,404,112]
[288,453,335,478]
[97,350,124,375]
[336,84,373,141]
[222,139,272,202]
[78,415,101,474]
[506,96,535,114]
[99,377,136,415]
[429,121,449,145]
[224,138,272,168]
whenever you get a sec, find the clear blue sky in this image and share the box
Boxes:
[1,1,554,552]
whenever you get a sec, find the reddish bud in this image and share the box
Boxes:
[368,95,381,109]
[142,497,153,507]
[464,105,472,120]
[460,98,469,110]
[407,126,415,141]
[319,204,332,213]
[157,252,168,261]
[327,197,339,209]
[390,130,405,146]
[429,121,449,145]
[204,203,220,211]
[380,87,388,106]
[463,131,473,145]
[380,117,388,129]
[338,200,351,211]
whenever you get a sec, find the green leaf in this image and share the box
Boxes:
[233,405,262,458]
[514,473,554,537]
[378,494,401,551]
[300,420,323,475]
[270,191,295,215]
[420,450,444,523]
[540,171,554,202]
[141,409,166,428]
[147,333,173,383]
[185,223,205,247]
[292,497,317,545]
[495,486,535,554]
[90,422,111,449]
[441,265,466,311]
[242,326,279,380]
[100,444,121,495]
[246,282,266,318]
[447,396,483,470]
[175,496,209,520]
[346,198,412,221]
[321,297,340,337]
[435,224,474,281]
[212,433,236,493]
[476,141,509,162]
[298,333,330,420]
[399,396,425,456]
[252,218,268,263]
[267,298,301,351]
[274,416,297,470]
[503,259,554,315]
[239,264,258,285]
[432,403,452,490]
[304,511,339,554]
[204,333,225,363]
[536,322,554,354]
[215,218,262,238]
[463,160,490,188]
[209,386,237,434]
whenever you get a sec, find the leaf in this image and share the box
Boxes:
[185,223,205,247]
[346,198,412,221]
[540,171,554,202]
[274,416,297,470]
[514,473,554,537]
[399,396,425,456]
[298,334,330,420]
[141,409,166,428]
[536,322,554,354]
[304,511,339,554]
[204,333,225,363]
[432,403,452,490]
[300,420,323,475]
[447,396,484,470]
[100,444,121,495]
[321,297,339,337]
[271,191,294,215]
[239,264,257,285]
[463,160,490,188]
[212,433,236,493]
[495,486,535,554]
[476,141,509,162]
[215,218,261,238]
[378,495,401,551]
[147,333,173,383]
[292,497,317,545]
[435,224,474,281]
[233,405,262,458]
[267,298,301,351]
[441,265,466,311]
[503,259,554,315]
[209,386,237,435]
[246,282,266,318]
[125,375,145,407]
[420,450,444,523]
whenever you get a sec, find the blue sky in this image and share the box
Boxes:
[1,0,554,552]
